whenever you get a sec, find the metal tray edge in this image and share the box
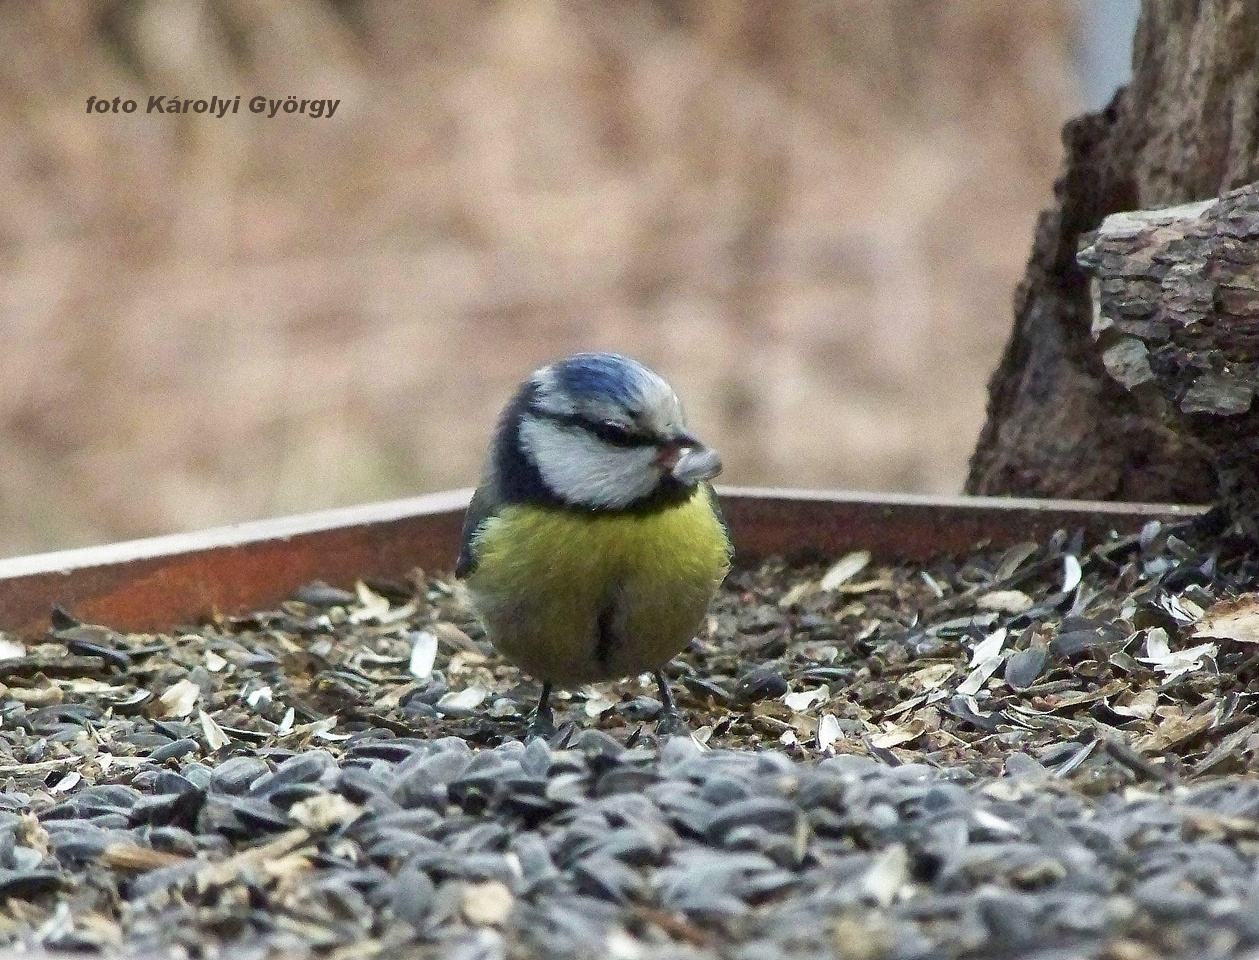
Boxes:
[0,487,1204,637]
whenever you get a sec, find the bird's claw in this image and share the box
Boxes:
[527,703,555,740]
[655,710,688,738]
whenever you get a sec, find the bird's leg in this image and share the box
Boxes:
[528,681,555,738]
[654,670,687,737]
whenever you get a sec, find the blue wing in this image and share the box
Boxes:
[455,482,500,579]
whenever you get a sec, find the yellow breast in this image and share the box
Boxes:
[464,486,731,685]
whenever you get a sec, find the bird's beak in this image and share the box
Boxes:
[656,436,722,484]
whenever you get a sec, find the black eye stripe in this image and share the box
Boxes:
[535,410,655,448]
[591,420,648,447]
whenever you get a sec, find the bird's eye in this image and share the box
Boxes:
[593,420,639,446]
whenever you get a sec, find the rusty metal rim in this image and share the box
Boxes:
[0,487,1205,637]
[0,489,476,579]
[0,487,1203,578]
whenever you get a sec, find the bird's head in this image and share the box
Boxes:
[503,353,722,510]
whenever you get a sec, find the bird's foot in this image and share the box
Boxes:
[653,669,688,738]
[655,709,689,738]
[527,703,555,740]
[526,681,556,740]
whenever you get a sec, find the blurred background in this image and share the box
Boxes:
[0,0,1137,556]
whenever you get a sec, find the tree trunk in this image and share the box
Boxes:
[966,0,1259,504]
[1077,186,1259,533]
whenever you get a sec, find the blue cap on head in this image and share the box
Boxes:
[550,352,657,407]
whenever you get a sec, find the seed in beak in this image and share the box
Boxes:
[654,440,686,471]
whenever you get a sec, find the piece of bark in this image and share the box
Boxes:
[967,0,1259,503]
[1077,185,1259,532]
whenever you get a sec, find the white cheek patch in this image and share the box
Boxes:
[519,416,660,509]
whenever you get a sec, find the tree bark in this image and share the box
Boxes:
[1077,186,1259,532]
[967,0,1259,504]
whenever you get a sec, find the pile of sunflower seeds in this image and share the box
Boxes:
[3,514,1259,958]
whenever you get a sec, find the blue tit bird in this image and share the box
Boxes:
[455,352,732,736]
